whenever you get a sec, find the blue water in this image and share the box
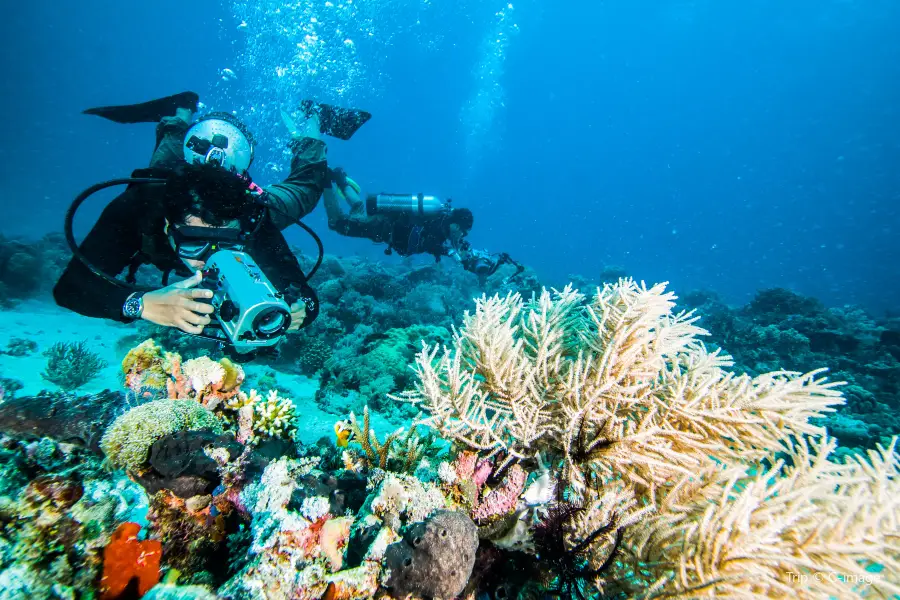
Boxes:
[2,0,899,312]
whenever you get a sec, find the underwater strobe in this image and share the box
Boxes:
[200,251,292,353]
[366,193,451,217]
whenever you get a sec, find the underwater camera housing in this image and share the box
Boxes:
[200,250,291,353]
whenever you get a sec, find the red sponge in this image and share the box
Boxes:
[99,522,162,600]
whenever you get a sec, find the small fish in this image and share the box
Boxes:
[334,420,356,448]
[320,582,336,600]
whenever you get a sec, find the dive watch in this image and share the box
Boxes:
[122,292,146,320]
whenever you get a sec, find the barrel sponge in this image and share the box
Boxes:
[100,399,224,471]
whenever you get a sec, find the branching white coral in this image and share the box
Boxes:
[392,280,899,598]
[251,390,298,441]
[300,496,331,522]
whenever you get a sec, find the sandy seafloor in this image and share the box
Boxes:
[0,298,400,445]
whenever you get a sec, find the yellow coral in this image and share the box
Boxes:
[121,338,167,390]
[219,357,243,392]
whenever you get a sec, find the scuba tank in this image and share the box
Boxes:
[366,193,450,217]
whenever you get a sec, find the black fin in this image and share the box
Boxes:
[83,91,200,124]
[301,100,371,140]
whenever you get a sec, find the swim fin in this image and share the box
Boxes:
[83,91,200,124]
[300,100,371,140]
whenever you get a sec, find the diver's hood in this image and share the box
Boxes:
[183,112,255,173]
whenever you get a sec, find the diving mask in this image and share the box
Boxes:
[168,225,248,262]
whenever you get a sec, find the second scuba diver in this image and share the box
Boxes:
[323,167,524,279]
[54,92,370,349]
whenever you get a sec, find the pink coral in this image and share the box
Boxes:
[472,464,527,522]
[474,458,494,488]
[452,451,478,481]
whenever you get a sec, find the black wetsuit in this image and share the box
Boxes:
[54,166,322,327]
[329,211,453,260]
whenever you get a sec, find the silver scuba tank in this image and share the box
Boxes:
[366,193,450,217]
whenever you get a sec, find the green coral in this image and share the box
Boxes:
[324,325,450,415]
[100,400,223,471]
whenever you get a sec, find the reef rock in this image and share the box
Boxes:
[383,510,478,599]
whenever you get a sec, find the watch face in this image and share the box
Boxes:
[125,296,142,318]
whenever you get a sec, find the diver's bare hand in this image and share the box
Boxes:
[141,271,215,335]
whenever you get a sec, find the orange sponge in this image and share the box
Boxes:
[99,522,162,600]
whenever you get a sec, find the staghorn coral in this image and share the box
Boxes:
[393,280,899,598]
[41,340,109,391]
[100,400,224,472]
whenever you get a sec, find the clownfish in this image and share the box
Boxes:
[334,420,356,448]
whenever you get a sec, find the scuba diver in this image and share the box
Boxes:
[54,92,371,353]
[324,167,524,279]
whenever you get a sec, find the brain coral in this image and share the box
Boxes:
[100,400,223,472]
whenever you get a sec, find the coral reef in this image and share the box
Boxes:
[0,338,38,357]
[0,232,69,306]
[41,340,109,391]
[3,250,899,600]
[681,287,900,449]
[0,389,125,452]
[396,281,900,598]
[0,472,135,599]
[100,399,224,472]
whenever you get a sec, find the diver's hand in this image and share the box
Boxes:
[141,271,215,335]
[288,302,306,331]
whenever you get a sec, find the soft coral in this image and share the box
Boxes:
[99,522,162,600]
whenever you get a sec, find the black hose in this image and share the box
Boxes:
[265,202,325,280]
[66,177,325,287]
[65,178,164,291]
